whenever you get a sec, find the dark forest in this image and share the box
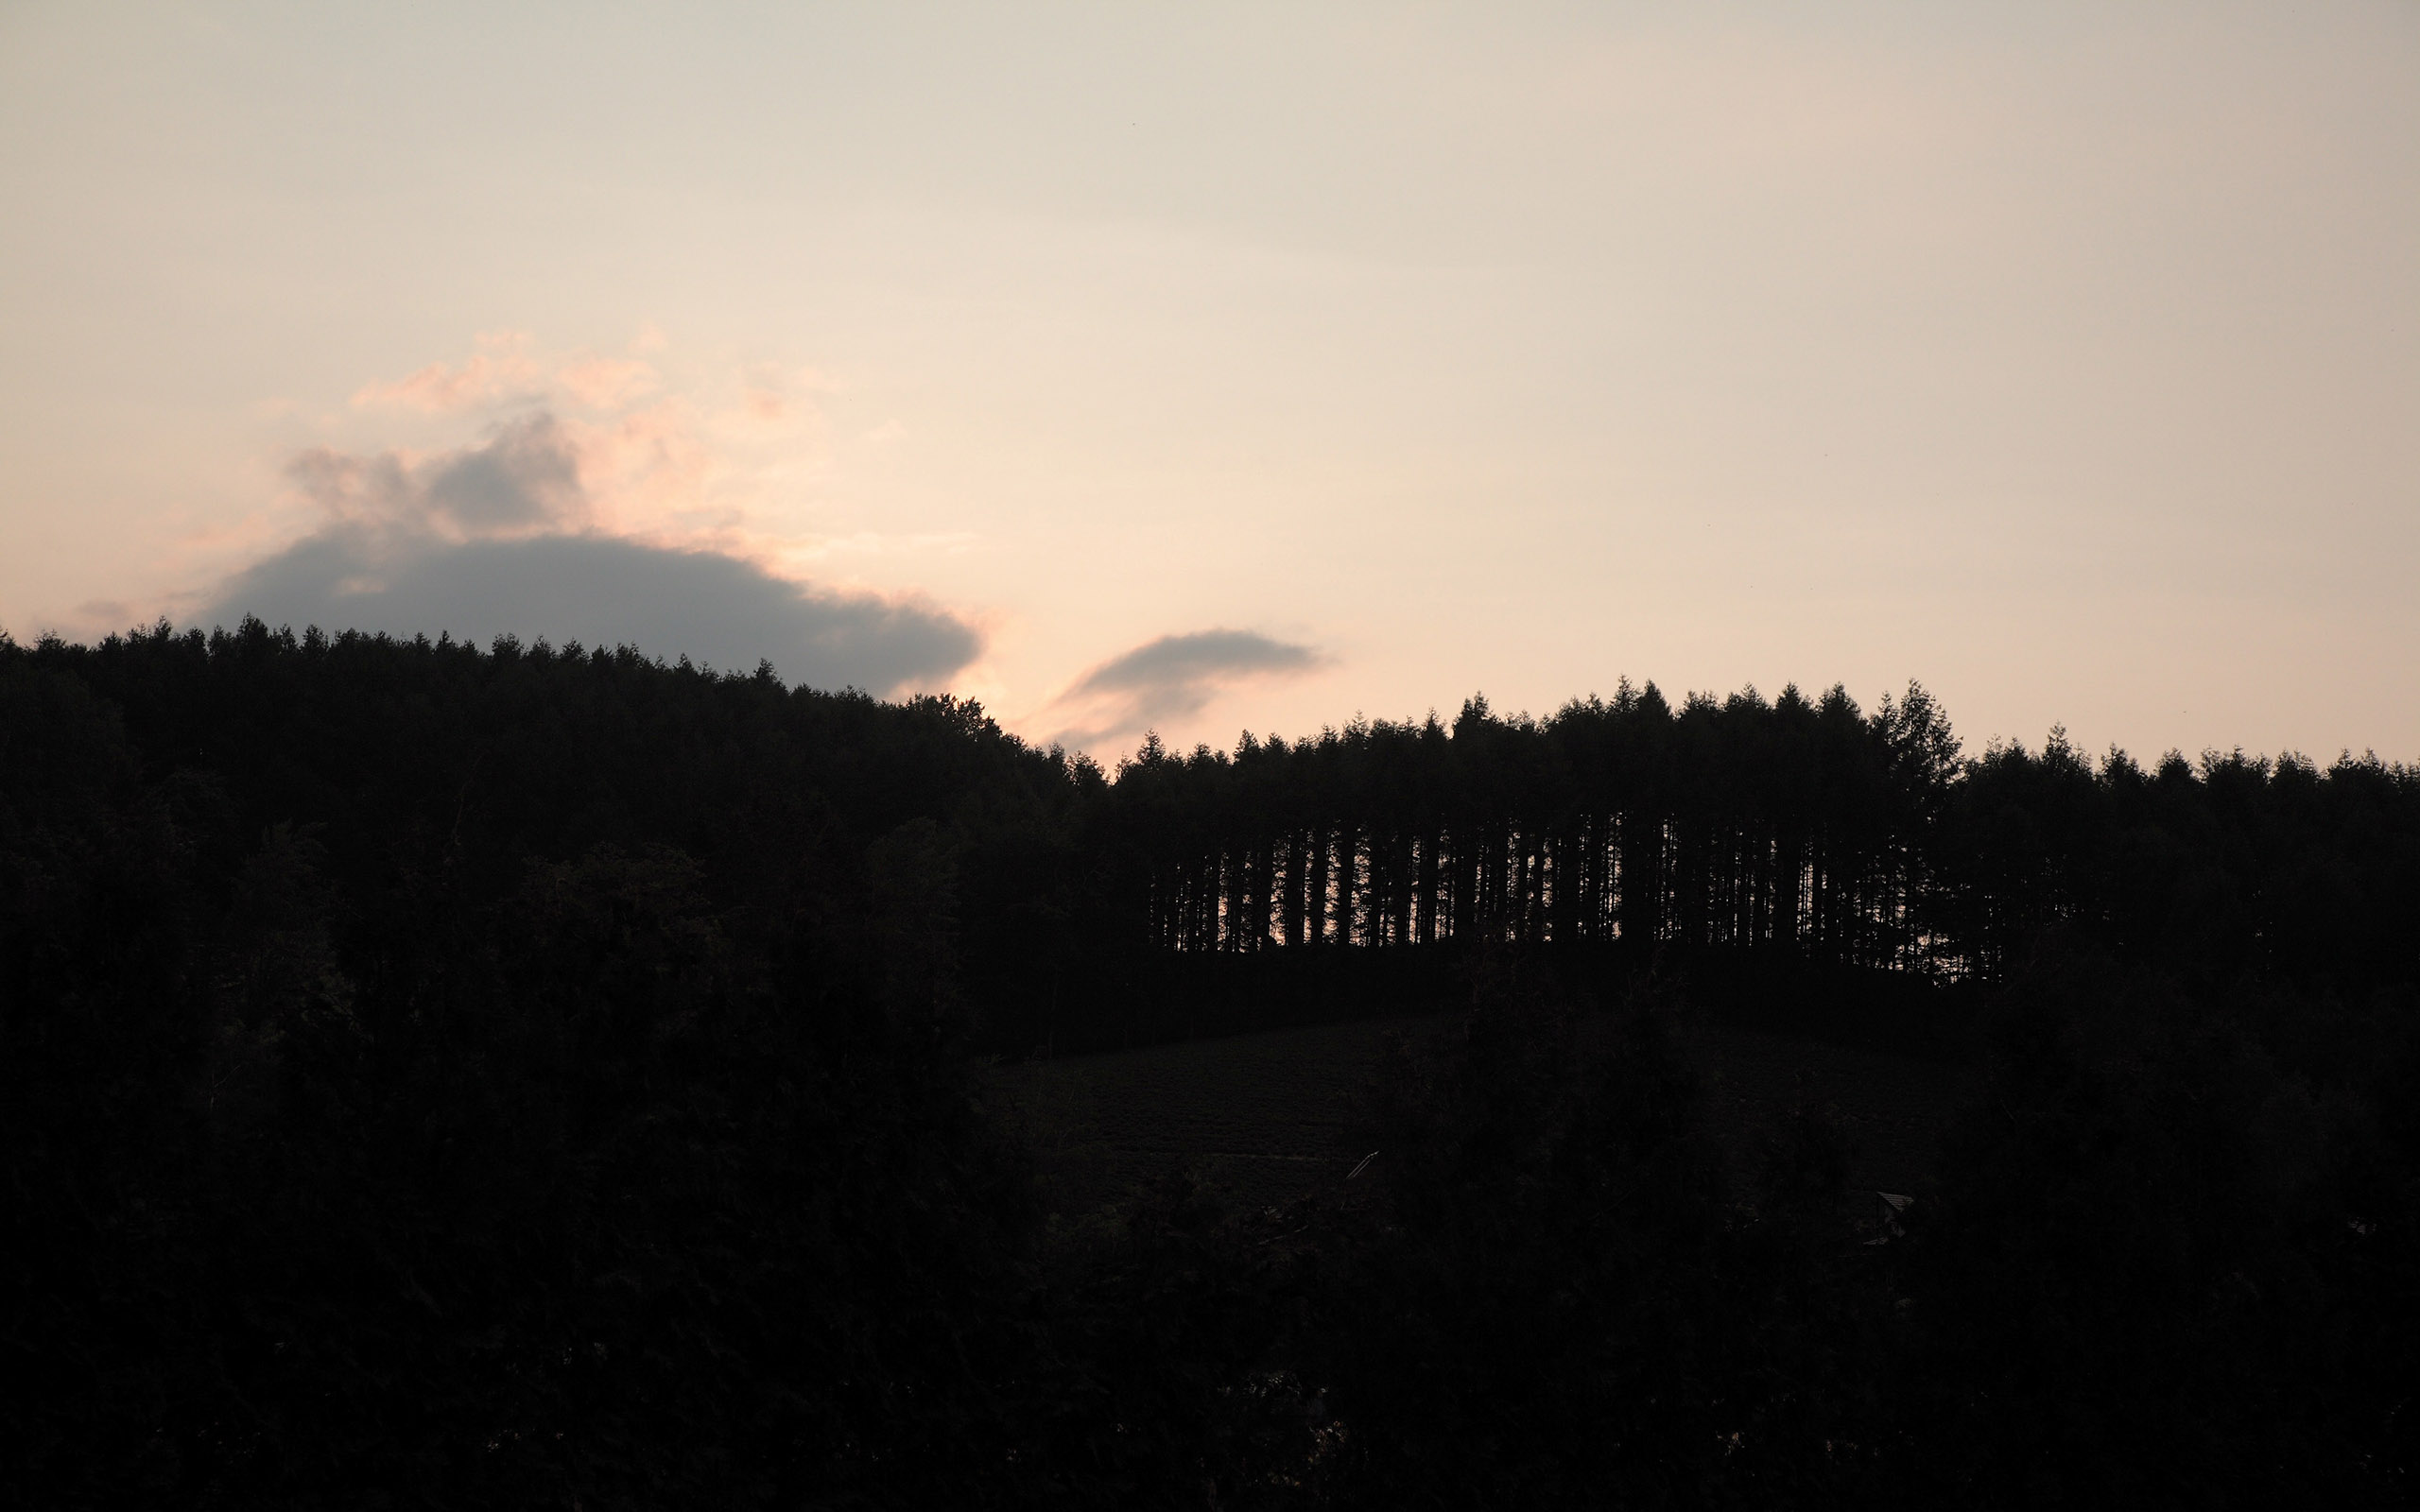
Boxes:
[7,620,2417,1507]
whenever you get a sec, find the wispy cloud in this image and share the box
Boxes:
[1037,628,1327,748]
[330,333,855,570]
[350,330,549,413]
[554,355,664,410]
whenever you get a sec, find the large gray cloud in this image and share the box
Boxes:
[1044,628,1324,747]
[285,412,586,541]
[199,415,981,696]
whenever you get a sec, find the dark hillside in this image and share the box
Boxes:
[6,623,2417,1505]
[998,1009,1972,1217]
[6,619,1100,1044]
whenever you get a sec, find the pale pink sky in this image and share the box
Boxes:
[2,3,2414,761]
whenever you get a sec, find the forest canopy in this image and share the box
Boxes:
[5,620,2416,1506]
[7,619,2412,1049]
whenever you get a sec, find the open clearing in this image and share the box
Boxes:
[993,1011,1978,1216]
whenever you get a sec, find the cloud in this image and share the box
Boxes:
[555,356,663,409]
[204,534,977,695]
[1039,628,1326,747]
[288,412,586,541]
[311,335,929,580]
[201,414,980,696]
[351,329,546,412]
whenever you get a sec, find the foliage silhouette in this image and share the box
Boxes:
[4,620,2415,1505]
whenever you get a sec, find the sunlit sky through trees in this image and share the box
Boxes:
[3,3,2414,761]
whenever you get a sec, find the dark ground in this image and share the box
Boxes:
[993,1008,1976,1216]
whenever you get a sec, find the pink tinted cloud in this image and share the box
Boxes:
[339,336,766,554]
[556,356,663,409]
[351,331,545,412]
[201,385,984,694]
[321,335,953,602]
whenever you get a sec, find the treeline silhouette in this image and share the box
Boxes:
[1101,682,2416,993]
[9,621,2415,1052]
[6,620,2417,1505]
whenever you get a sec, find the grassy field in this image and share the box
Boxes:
[991,1009,1978,1218]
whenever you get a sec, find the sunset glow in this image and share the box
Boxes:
[4,3,2413,759]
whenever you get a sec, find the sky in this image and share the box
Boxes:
[3,2,2414,763]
